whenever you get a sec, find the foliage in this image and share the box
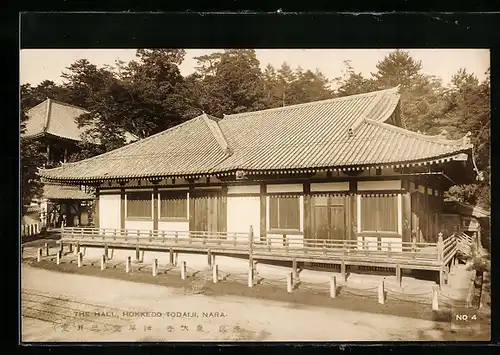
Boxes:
[20,96,46,211]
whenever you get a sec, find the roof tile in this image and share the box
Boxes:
[40,87,473,182]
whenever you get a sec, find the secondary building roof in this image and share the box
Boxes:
[443,198,490,219]
[40,87,474,183]
[23,98,138,143]
[43,183,94,200]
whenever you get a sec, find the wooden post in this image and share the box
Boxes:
[211,253,216,266]
[287,272,293,293]
[248,225,254,267]
[341,261,346,281]
[174,252,178,266]
[248,267,253,288]
[75,242,80,256]
[152,258,158,276]
[208,249,212,267]
[37,248,42,262]
[169,247,174,265]
[396,265,402,288]
[292,258,298,280]
[439,268,444,289]
[77,252,83,268]
[213,264,218,284]
[135,245,140,262]
[100,254,106,271]
[437,232,444,262]
[44,243,49,256]
[432,285,439,311]
[68,243,73,253]
[125,256,131,273]
[56,251,61,265]
[330,276,337,298]
[181,261,186,280]
[378,280,385,304]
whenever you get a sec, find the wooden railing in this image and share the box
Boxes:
[61,227,250,249]
[21,223,41,237]
[60,227,458,266]
[456,232,473,256]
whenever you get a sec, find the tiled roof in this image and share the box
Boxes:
[43,183,94,200]
[24,99,89,141]
[40,87,474,183]
[443,198,490,218]
[23,99,139,144]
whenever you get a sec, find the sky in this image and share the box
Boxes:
[20,48,490,88]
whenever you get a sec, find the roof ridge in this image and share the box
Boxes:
[349,90,399,135]
[201,114,233,156]
[223,86,400,119]
[41,115,206,171]
[45,98,90,113]
[365,119,472,147]
[43,98,52,132]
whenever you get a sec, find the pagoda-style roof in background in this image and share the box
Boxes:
[24,99,90,142]
[40,87,475,183]
[43,183,94,200]
[443,198,490,219]
[23,98,138,144]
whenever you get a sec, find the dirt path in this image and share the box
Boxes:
[20,265,488,342]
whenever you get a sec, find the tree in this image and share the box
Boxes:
[190,49,268,117]
[263,62,333,108]
[372,50,423,90]
[371,50,447,132]
[61,49,192,162]
[441,68,490,209]
[335,60,378,97]
[20,97,46,212]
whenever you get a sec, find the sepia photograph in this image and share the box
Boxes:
[20,47,491,342]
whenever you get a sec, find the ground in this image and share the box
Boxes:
[20,240,491,342]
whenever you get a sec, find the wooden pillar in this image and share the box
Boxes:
[189,185,195,231]
[260,183,266,242]
[77,252,83,268]
[341,260,346,281]
[287,272,293,293]
[247,267,253,288]
[100,254,106,270]
[303,183,311,239]
[396,265,402,287]
[169,247,174,265]
[378,280,385,304]
[424,185,429,241]
[95,187,100,228]
[330,276,337,298]
[152,258,158,276]
[46,144,51,166]
[402,189,412,244]
[292,258,298,279]
[432,285,439,310]
[153,185,159,231]
[125,256,131,273]
[349,181,357,240]
[212,264,218,284]
[120,186,126,230]
[181,261,186,280]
